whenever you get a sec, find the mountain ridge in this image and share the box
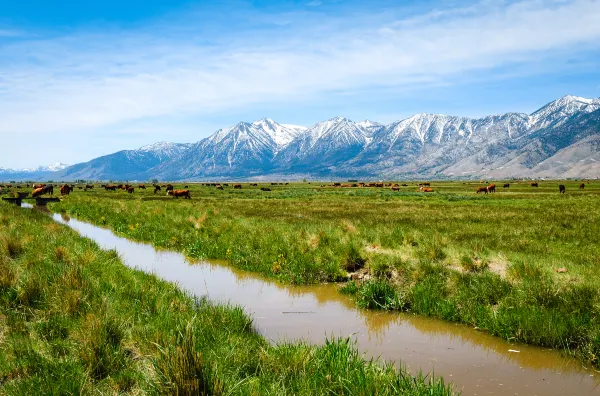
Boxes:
[2,95,599,181]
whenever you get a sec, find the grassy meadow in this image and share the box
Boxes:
[0,198,455,394]
[5,179,600,368]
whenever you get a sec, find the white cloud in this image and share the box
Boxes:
[0,0,599,139]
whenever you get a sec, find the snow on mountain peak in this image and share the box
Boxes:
[531,95,600,128]
[251,118,304,147]
[139,141,178,152]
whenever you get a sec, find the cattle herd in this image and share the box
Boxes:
[0,180,595,201]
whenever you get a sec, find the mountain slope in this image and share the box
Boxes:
[273,117,370,173]
[3,95,599,181]
[58,142,191,180]
[151,119,305,179]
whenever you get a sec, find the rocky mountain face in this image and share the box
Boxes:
[2,96,599,181]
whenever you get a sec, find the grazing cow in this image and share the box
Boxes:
[77,186,83,189]
[166,184,174,192]
[85,184,94,189]
[105,185,117,191]
[60,184,71,196]
[32,185,52,198]
[167,189,191,199]
[260,187,271,191]
[127,187,134,194]
[559,185,566,194]
[476,186,488,194]
[391,184,400,191]
[223,183,229,187]
[503,183,510,188]
[401,184,408,187]
[138,184,146,189]
[486,184,496,193]
[421,182,431,187]
[251,183,258,186]
[580,183,585,190]
[154,186,161,194]
[530,182,539,187]
[419,186,434,193]
[375,182,384,188]
[184,185,189,188]
[215,184,224,190]
[32,183,46,189]
[234,184,242,189]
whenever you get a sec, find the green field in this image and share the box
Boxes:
[4,179,600,368]
[0,198,454,394]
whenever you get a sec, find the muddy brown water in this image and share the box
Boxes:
[24,204,600,395]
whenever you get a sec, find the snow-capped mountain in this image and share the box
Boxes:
[3,95,599,181]
[252,118,307,148]
[273,117,371,172]
[0,162,70,174]
[56,142,192,180]
[151,118,310,179]
[530,95,600,129]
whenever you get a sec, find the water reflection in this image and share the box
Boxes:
[23,207,600,395]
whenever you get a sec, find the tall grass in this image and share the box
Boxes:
[0,202,455,394]
[48,180,600,366]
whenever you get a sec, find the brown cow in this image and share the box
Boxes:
[503,183,510,188]
[419,186,434,193]
[167,189,191,199]
[580,183,585,190]
[476,186,488,194]
[215,184,224,190]
[105,185,117,191]
[531,182,539,187]
[138,184,146,189]
[233,184,242,189]
[154,185,161,194]
[166,184,174,192]
[32,183,46,189]
[32,185,52,198]
[60,184,71,196]
[391,184,400,191]
[486,184,496,193]
[127,187,134,194]
[375,182,384,188]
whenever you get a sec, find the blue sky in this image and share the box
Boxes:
[1,0,600,168]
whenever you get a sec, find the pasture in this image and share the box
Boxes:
[0,198,453,394]
[4,179,600,366]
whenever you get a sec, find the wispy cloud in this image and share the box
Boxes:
[0,0,599,140]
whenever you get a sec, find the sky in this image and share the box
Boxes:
[1,0,600,168]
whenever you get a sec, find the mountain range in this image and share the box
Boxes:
[1,95,599,181]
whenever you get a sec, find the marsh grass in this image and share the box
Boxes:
[0,202,455,394]
[47,180,600,366]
